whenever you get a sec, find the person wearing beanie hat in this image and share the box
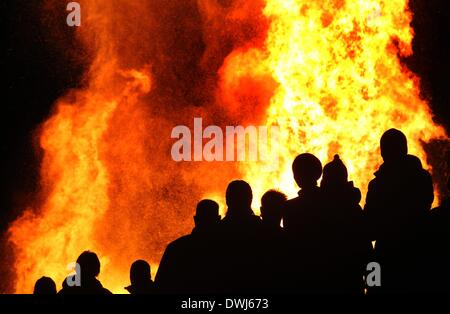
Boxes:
[320,154,371,294]
[321,154,348,187]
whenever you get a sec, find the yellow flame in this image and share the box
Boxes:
[219,0,447,206]
[7,0,447,294]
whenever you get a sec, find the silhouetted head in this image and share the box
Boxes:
[194,199,221,228]
[130,260,151,287]
[33,276,57,295]
[292,153,322,189]
[321,154,348,188]
[226,180,253,214]
[76,251,101,281]
[260,190,287,227]
[380,129,408,162]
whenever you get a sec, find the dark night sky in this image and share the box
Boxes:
[1,0,449,234]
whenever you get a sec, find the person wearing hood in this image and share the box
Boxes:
[364,128,433,293]
[320,154,372,294]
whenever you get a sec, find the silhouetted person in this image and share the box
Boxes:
[259,190,287,292]
[284,153,323,234]
[221,180,261,228]
[33,276,57,295]
[283,153,329,292]
[217,180,264,292]
[320,155,372,294]
[58,251,112,294]
[261,190,286,232]
[427,151,450,293]
[125,260,155,294]
[155,199,222,293]
[364,129,433,293]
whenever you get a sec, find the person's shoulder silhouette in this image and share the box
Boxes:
[431,174,450,228]
[427,155,450,293]
[58,251,112,294]
[125,260,155,294]
[33,276,57,295]
[155,199,222,293]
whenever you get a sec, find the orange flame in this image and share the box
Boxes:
[7,0,193,293]
[220,0,447,205]
[7,0,447,294]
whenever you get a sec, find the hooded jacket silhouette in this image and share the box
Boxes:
[364,129,433,292]
[320,155,372,293]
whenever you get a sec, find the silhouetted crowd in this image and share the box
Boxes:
[33,129,450,295]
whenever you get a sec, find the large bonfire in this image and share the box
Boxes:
[7,0,446,293]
